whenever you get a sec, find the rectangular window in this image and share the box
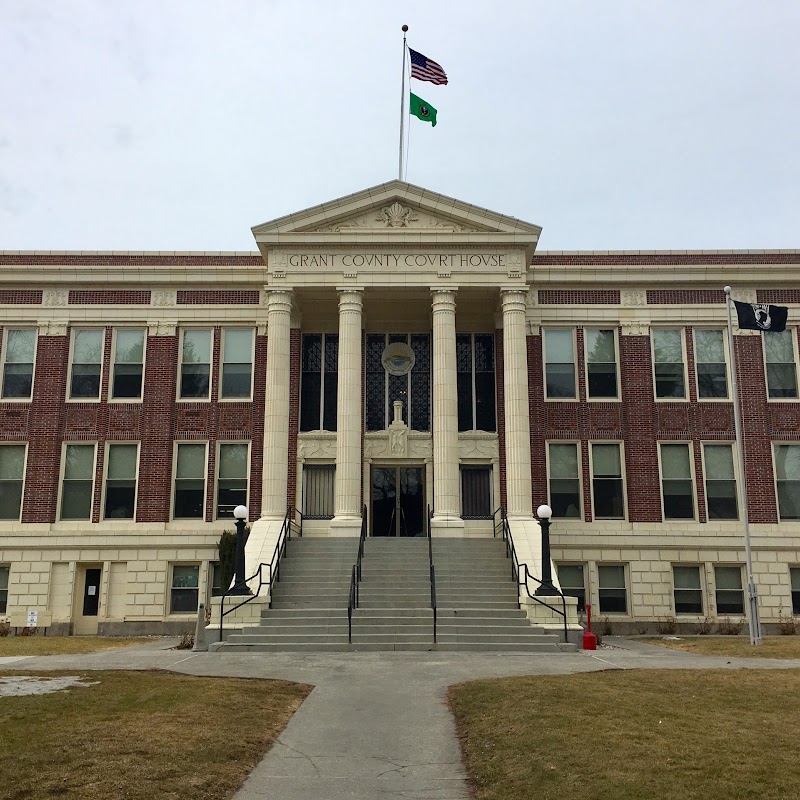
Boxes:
[714,565,744,614]
[598,564,627,613]
[544,329,576,399]
[548,442,581,518]
[764,330,799,399]
[775,444,800,520]
[660,443,695,519]
[673,565,703,614]
[2,329,36,399]
[179,329,212,399]
[104,443,138,519]
[590,443,625,519]
[60,443,96,520]
[173,443,207,519]
[111,329,145,399]
[652,328,686,399]
[790,568,800,616]
[70,329,104,399]
[211,562,224,597]
[0,444,26,521]
[556,564,586,611]
[300,333,338,431]
[170,565,199,613]
[460,466,493,519]
[221,329,254,399]
[456,334,497,432]
[0,565,8,613]
[302,464,335,519]
[585,329,618,399]
[703,444,738,519]
[695,329,728,399]
[217,443,248,519]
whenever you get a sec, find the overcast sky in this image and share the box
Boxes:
[2,1,798,252]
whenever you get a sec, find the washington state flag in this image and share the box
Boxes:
[410,93,437,127]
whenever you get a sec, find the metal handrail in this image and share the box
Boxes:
[493,507,569,644]
[219,505,297,641]
[356,504,367,582]
[427,505,437,643]
[347,564,358,643]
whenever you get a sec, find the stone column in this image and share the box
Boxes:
[330,288,364,535]
[431,288,464,531]
[501,288,533,518]
[260,288,293,519]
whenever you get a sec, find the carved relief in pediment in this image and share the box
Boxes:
[311,202,482,234]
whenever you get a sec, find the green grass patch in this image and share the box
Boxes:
[449,669,800,800]
[0,670,311,799]
[0,636,160,656]
[642,636,800,658]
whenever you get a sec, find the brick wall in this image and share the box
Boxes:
[69,290,150,305]
[177,290,260,305]
[538,290,620,305]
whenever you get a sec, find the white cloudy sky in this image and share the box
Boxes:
[1,0,798,251]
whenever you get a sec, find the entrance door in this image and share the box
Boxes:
[74,565,102,635]
[371,466,425,537]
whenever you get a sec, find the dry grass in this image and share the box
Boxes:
[0,669,311,799]
[449,669,800,800]
[643,636,800,659]
[0,636,159,656]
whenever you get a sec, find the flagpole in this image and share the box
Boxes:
[398,25,408,180]
[724,285,762,646]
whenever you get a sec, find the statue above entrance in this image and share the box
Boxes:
[388,400,409,458]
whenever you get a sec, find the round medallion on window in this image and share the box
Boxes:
[381,342,416,376]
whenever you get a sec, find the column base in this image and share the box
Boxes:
[430,513,465,534]
[328,515,363,537]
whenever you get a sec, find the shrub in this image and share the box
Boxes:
[718,618,744,635]
[600,616,613,636]
[696,618,712,635]
[777,608,797,636]
[0,623,10,637]
[656,617,677,635]
[175,632,195,650]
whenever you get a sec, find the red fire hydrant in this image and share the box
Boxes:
[583,603,597,650]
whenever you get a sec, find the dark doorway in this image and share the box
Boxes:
[82,568,101,617]
[371,466,425,537]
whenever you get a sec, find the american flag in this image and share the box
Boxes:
[409,48,448,85]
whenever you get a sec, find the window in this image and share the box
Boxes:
[365,334,431,431]
[764,330,798,399]
[69,329,104,399]
[460,466,493,519]
[714,566,744,614]
[0,565,8,614]
[211,562,224,597]
[0,445,26,520]
[590,443,625,519]
[585,329,618,398]
[173,443,207,519]
[170,565,199,613]
[456,334,496,432]
[179,329,212,399]
[302,464,335,519]
[703,444,738,519]
[548,442,581,518]
[652,329,686,399]
[673,565,703,614]
[2,329,36,399]
[104,443,138,519]
[216,443,248,519]
[60,443,96,520]
[221,329,254,399]
[694,329,728,399]
[790,568,800,615]
[556,564,586,611]
[598,564,627,613]
[775,444,800,520]
[111,329,145,399]
[544,329,576,399]
[300,333,338,431]
[660,443,694,519]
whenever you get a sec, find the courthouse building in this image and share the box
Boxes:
[1,180,800,635]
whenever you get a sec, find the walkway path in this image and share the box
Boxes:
[4,638,800,799]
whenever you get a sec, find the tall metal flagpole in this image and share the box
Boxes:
[398,25,408,180]
[724,285,762,645]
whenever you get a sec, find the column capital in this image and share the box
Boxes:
[336,287,364,314]
[265,288,294,314]
[500,287,529,313]
[431,288,457,313]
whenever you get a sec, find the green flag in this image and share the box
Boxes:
[410,92,437,127]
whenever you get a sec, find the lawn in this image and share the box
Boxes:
[643,636,800,659]
[0,636,160,656]
[449,669,800,800]
[0,670,311,799]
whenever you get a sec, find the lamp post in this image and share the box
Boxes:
[535,504,558,596]
[228,504,251,596]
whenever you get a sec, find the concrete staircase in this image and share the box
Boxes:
[213,534,575,653]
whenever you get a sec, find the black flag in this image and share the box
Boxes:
[733,300,788,333]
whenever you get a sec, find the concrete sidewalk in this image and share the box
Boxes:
[4,639,800,799]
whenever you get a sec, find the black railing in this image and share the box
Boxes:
[492,507,569,644]
[347,506,368,644]
[427,505,437,643]
[219,505,299,641]
[356,505,367,582]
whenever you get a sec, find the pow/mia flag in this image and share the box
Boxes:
[733,300,788,333]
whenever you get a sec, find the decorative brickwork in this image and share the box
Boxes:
[757,289,800,304]
[0,290,42,304]
[538,290,620,305]
[69,290,150,305]
[533,253,800,266]
[177,290,260,305]
[0,254,262,266]
[647,290,726,305]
